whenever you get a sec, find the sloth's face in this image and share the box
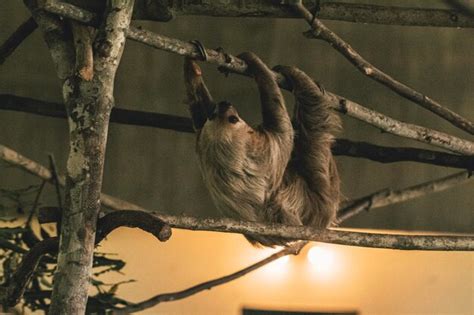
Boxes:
[200,101,252,143]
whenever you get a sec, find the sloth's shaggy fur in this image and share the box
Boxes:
[184,52,341,247]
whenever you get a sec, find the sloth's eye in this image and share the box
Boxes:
[228,116,239,124]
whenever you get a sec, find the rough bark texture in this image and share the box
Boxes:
[43,1,136,314]
[66,0,474,27]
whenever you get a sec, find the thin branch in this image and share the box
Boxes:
[0,210,170,308]
[290,0,474,135]
[0,144,144,211]
[40,3,474,154]
[0,17,38,65]
[2,94,472,169]
[112,241,308,314]
[332,139,474,170]
[337,171,473,222]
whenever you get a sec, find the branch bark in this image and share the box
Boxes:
[59,0,474,28]
[2,94,473,169]
[337,171,473,222]
[22,0,137,313]
[112,241,308,314]
[0,17,38,65]
[290,0,474,135]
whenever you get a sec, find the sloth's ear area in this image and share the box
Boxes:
[184,58,216,131]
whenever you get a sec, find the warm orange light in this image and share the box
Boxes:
[307,245,337,276]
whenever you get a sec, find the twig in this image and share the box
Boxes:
[2,95,473,169]
[290,0,474,135]
[48,155,63,212]
[25,180,46,227]
[0,210,170,308]
[337,171,473,222]
[0,144,144,211]
[0,17,38,65]
[112,241,308,314]
[40,2,474,154]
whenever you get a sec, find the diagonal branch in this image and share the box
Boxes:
[290,0,474,135]
[0,17,38,65]
[0,143,144,211]
[112,241,308,314]
[337,171,473,222]
[40,2,474,154]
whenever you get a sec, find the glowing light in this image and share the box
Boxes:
[307,245,337,276]
[271,255,290,268]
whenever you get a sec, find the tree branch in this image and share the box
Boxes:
[112,241,308,314]
[0,210,170,308]
[57,0,474,28]
[0,17,38,65]
[0,143,144,211]
[2,94,473,169]
[332,139,474,170]
[40,2,474,154]
[290,0,474,135]
[337,171,473,222]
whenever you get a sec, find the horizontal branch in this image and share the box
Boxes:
[0,17,38,65]
[0,210,170,307]
[62,0,474,28]
[40,3,474,155]
[337,171,473,222]
[148,213,473,251]
[2,94,472,169]
[292,1,474,135]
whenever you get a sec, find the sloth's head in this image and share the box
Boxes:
[200,101,253,143]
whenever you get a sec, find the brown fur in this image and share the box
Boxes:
[184,53,341,247]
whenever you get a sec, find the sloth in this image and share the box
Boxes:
[184,52,341,247]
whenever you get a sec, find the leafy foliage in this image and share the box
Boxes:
[0,183,134,313]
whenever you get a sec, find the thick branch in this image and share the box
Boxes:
[62,0,474,28]
[337,171,473,222]
[0,17,38,65]
[0,210,170,308]
[2,94,473,169]
[40,3,474,154]
[149,213,473,251]
[291,1,474,135]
